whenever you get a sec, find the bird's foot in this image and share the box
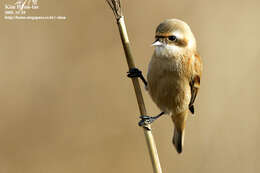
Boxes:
[138,115,156,126]
[127,68,148,86]
[127,68,143,78]
[138,112,164,130]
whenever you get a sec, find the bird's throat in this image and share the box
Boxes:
[154,44,183,59]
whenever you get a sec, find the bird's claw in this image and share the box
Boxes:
[137,112,164,130]
[138,115,156,130]
[127,68,142,78]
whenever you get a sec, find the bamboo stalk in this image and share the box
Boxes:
[105,1,162,173]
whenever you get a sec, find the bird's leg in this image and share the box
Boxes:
[138,112,165,129]
[127,68,147,86]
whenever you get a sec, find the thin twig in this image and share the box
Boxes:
[105,1,162,173]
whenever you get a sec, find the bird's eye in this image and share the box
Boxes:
[168,35,177,41]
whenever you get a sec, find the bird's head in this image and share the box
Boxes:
[152,19,196,58]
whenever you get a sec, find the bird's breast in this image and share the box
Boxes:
[147,55,191,114]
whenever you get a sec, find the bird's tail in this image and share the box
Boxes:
[172,111,187,154]
[172,126,184,154]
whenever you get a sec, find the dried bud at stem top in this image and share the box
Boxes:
[106,0,123,20]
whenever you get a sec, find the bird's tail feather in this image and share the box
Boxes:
[172,127,184,154]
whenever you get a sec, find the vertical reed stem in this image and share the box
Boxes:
[106,1,162,173]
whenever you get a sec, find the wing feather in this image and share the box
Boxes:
[189,53,202,114]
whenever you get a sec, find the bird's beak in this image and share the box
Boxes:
[152,40,163,47]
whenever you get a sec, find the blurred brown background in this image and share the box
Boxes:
[0,0,260,172]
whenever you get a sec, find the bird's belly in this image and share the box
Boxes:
[148,74,191,115]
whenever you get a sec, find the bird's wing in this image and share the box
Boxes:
[189,53,202,114]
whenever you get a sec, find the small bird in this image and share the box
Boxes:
[128,19,202,154]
